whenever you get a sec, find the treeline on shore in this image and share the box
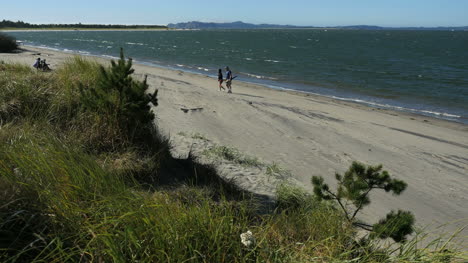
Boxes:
[0,19,167,29]
[0,50,465,262]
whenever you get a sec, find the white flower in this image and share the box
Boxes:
[240,230,255,247]
[13,168,22,176]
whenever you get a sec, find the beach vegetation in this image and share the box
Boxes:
[312,162,415,243]
[0,33,18,53]
[202,144,262,167]
[0,54,465,262]
[275,183,314,211]
[266,162,292,180]
[191,132,208,140]
[177,131,187,136]
[79,48,158,151]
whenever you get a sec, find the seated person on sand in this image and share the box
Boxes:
[33,58,41,70]
[40,59,51,71]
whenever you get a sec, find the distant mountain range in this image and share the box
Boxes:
[167,21,299,29]
[168,21,468,31]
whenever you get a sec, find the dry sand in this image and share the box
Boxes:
[2,46,467,243]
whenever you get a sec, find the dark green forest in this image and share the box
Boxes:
[0,19,167,29]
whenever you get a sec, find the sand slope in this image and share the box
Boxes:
[2,47,467,242]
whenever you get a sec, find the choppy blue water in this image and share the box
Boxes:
[7,30,468,123]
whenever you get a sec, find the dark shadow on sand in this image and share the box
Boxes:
[135,146,275,213]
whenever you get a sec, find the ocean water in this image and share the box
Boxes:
[7,30,468,123]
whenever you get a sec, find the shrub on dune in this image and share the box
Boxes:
[78,48,159,151]
[0,33,18,53]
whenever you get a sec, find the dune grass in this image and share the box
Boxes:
[0,58,465,262]
[202,145,262,167]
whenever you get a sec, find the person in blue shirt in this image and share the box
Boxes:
[225,66,233,93]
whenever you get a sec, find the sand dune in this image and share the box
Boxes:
[1,46,467,242]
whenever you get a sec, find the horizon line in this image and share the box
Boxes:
[2,19,467,28]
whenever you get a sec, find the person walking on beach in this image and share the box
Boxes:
[225,66,233,93]
[218,68,225,91]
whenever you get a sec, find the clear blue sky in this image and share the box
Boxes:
[2,0,468,27]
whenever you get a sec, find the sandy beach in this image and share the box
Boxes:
[1,46,467,241]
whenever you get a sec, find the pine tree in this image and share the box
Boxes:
[80,48,158,144]
[312,162,415,243]
[0,33,18,53]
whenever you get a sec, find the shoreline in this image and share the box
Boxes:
[2,45,467,136]
[15,44,468,125]
[2,45,466,135]
[1,46,467,242]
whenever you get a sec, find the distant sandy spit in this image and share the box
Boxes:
[1,46,467,243]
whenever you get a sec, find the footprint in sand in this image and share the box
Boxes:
[180,107,204,113]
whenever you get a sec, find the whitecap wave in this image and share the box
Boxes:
[101,55,120,60]
[330,97,461,119]
[418,110,460,118]
[263,83,461,120]
[71,38,97,42]
[126,42,146,46]
[43,47,61,52]
[241,72,278,80]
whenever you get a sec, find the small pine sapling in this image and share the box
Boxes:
[311,161,415,243]
[79,48,158,141]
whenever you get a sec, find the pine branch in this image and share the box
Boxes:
[350,187,373,221]
[353,222,373,231]
[324,188,350,221]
